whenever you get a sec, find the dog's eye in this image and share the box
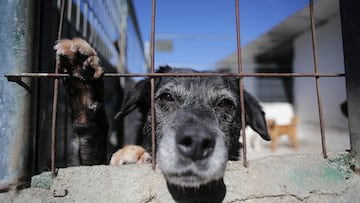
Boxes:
[158,93,175,102]
[217,99,234,110]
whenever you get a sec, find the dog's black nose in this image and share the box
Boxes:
[176,124,216,161]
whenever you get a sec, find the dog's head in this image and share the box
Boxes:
[118,66,270,187]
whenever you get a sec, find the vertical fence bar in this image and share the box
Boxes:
[235,0,248,167]
[51,0,66,178]
[75,0,80,30]
[67,0,72,21]
[150,0,157,170]
[83,1,88,37]
[309,0,327,159]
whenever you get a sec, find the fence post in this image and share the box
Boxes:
[0,0,35,189]
[339,0,360,172]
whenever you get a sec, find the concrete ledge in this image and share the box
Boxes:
[1,152,359,202]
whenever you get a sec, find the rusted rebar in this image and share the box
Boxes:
[51,0,65,178]
[235,0,248,167]
[150,0,157,170]
[310,0,328,159]
[5,72,345,78]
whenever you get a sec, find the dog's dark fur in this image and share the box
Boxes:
[117,66,270,187]
[55,38,108,165]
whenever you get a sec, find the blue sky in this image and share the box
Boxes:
[133,0,309,70]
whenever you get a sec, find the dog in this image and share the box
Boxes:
[110,66,271,189]
[267,116,299,151]
[54,38,108,165]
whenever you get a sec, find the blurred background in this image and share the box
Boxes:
[0,0,350,188]
[134,0,349,159]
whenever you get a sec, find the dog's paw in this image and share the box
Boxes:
[54,39,74,73]
[54,39,74,57]
[110,145,151,165]
[54,38,103,80]
[71,38,97,57]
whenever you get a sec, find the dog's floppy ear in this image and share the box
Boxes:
[114,78,150,120]
[114,66,173,120]
[244,91,271,141]
[225,78,270,141]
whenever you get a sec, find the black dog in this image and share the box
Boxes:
[54,38,108,165]
[111,66,270,192]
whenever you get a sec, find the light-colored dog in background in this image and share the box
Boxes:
[268,116,299,151]
[245,103,299,152]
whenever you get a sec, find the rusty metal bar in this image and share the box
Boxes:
[235,0,248,167]
[4,72,345,78]
[51,0,65,178]
[310,0,328,159]
[6,76,32,93]
[51,77,59,178]
[104,72,345,78]
[150,0,157,170]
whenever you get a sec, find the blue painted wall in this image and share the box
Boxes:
[0,0,32,186]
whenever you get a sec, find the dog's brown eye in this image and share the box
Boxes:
[159,93,175,102]
[217,99,234,110]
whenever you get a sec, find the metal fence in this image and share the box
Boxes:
[4,0,354,184]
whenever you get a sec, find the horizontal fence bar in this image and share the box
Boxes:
[4,72,345,78]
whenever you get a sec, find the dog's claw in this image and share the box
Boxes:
[82,55,103,80]
[110,145,151,165]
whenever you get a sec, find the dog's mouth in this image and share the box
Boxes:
[166,177,227,203]
[163,168,224,187]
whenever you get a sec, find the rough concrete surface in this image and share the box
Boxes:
[1,152,359,202]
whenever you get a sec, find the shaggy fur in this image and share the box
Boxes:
[115,66,270,187]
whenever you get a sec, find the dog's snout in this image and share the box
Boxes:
[176,124,216,161]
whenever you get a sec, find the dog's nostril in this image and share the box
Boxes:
[179,136,193,147]
[200,138,215,158]
[201,138,214,149]
[201,139,215,151]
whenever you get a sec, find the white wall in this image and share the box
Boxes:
[293,15,348,129]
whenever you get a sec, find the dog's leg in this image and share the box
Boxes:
[271,135,278,152]
[110,145,151,165]
[290,117,299,150]
[289,130,299,150]
[55,38,108,166]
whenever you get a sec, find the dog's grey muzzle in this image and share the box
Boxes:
[157,114,227,187]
